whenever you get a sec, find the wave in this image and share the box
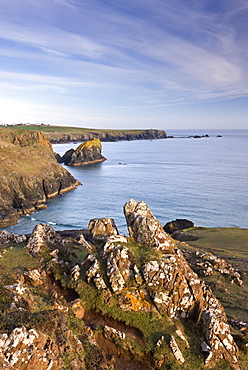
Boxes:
[24,214,79,229]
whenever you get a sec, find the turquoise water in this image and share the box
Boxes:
[6,129,248,235]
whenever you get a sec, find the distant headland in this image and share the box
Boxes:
[1,124,168,143]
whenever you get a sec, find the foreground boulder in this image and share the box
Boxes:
[61,138,106,166]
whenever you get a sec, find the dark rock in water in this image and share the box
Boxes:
[163,219,194,234]
[61,138,106,166]
[54,153,63,163]
[171,231,199,241]
[61,148,74,164]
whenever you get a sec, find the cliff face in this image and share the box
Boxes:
[0,129,80,227]
[0,200,245,370]
[48,128,168,143]
[61,138,107,166]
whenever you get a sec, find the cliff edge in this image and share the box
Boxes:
[0,128,81,227]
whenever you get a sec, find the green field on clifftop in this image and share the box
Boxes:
[3,124,146,135]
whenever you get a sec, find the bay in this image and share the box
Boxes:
[6,129,248,235]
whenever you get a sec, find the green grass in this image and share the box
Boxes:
[178,227,248,322]
[4,124,146,134]
[184,227,248,271]
[0,243,40,285]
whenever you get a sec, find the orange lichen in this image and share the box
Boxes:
[125,290,152,311]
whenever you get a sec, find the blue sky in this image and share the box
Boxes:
[0,0,247,129]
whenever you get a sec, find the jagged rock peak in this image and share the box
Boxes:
[124,198,174,253]
[123,198,240,369]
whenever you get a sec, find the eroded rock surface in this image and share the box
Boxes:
[0,326,85,370]
[88,217,118,243]
[26,223,71,258]
[124,199,240,369]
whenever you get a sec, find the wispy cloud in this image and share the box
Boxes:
[0,0,247,128]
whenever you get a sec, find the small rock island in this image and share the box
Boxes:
[59,138,107,166]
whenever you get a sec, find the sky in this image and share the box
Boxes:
[0,0,248,130]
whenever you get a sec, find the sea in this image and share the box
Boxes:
[5,129,248,235]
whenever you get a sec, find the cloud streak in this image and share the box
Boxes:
[0,0,247,128]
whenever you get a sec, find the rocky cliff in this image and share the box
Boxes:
[0,129,81,227]
[60,138,107,166]
[47,128,168,143]
[0,200,246,369]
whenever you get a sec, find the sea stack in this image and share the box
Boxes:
[61,138,107,166]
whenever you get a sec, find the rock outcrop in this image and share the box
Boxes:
[123,199,240,369]
[0,129,80,227]
[0,326,85,369]
[0,199,244,370]
[88,217,118,243]
[60,138,106,166]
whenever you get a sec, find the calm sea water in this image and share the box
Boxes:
[6,129,248,235]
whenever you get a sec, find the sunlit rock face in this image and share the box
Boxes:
[0,199,241,370]
[123,198,240,369]
[61,138,107,166]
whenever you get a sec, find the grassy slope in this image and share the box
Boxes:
[180,227,248,322]
[184,227,248,271]
[0,128,56,175]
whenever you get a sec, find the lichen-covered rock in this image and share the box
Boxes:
[170,335,185,364]
[124,199,240,369]
[26,223,71,257]
[23,269,43,285]
[85,255,108,290]
[183,250,243,286]
[119,289,154,312]
[201,284,240,368]
[88,217,118,243]
[71,265,81,281]
[61,138,106,166]
[0,326,85,369]
[102,235,131,293]
[103,325,126,340]
[124,198,174,253]
[0,230,26,244]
